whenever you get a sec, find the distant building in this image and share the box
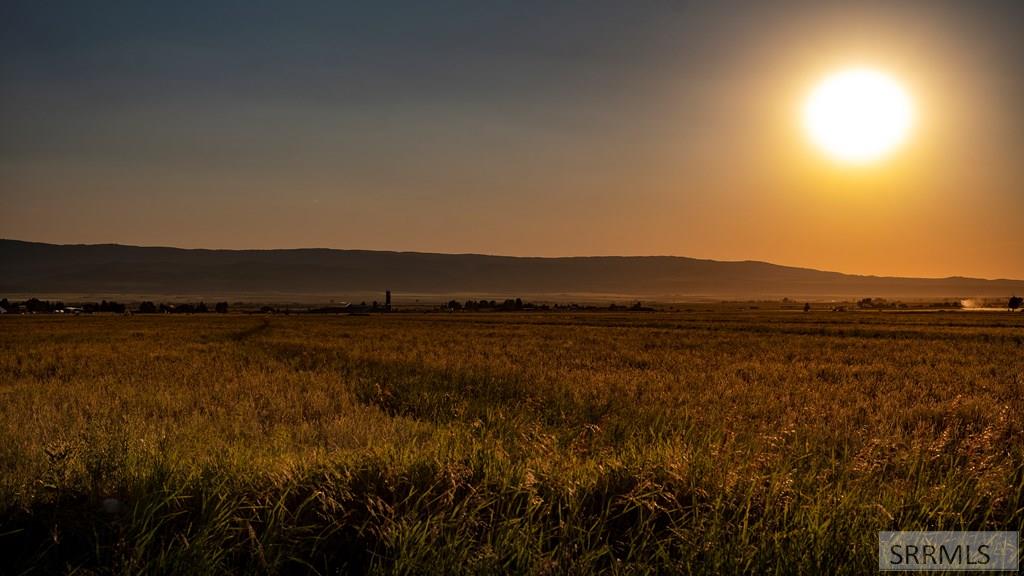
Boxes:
[312,291,392,314]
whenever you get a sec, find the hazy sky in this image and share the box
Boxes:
[2,1,1022,279]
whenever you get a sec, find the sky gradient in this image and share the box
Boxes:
[2,1,1022,279]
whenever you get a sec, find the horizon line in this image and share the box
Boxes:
[3,237,1022,284]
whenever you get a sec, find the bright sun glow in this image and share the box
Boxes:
[803,68,914,164]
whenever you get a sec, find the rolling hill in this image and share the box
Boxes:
[2,239,1021,301]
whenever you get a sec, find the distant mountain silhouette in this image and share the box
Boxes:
[2,239,1022,300]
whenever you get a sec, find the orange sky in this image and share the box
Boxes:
[1,1,1021,279]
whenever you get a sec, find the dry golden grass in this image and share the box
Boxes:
[1,311,1022,573]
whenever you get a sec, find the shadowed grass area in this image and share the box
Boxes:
[1,311,1022,573]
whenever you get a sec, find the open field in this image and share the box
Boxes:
[1,311,1022,574]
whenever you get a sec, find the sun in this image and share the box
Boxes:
[803,68,914,164]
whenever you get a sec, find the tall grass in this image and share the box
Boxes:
[1,311,1021,573]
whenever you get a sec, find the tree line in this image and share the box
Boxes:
[0,298,229,314]
[444,299,654,312]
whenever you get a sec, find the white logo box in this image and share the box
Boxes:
[879,531,1019,572]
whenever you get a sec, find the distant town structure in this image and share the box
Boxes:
[309,290,394,314]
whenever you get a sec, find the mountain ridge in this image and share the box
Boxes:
[2,239,1021,300]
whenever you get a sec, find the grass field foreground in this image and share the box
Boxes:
[1,311,1022,573]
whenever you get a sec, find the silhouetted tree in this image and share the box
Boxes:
[804,303,811,313]
[25,298,53,313]
[1010,296,1023,311]
[138,301,158,314]
[215,302,228,314]
[857,298,874,309]
[447,300,462,310]
[195,302,209,313]
[96,300,126,313]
